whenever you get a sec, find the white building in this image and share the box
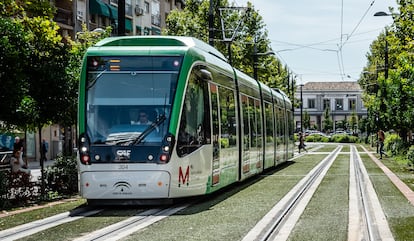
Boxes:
[294,81,368,132]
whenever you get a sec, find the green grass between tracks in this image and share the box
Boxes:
[18,208,145,241]
[0,199,86,231]
[123,155,326,241]
[288,154,349,241]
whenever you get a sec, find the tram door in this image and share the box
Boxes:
[210,83,238,186]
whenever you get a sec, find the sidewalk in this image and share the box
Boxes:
[27,160,55,182]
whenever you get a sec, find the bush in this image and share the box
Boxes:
[220,138,229,148]
[44,155,78,196]
[406,145,414,169]
[384,133,405,156]
[0,170,38,208]
[0,170,9,208]
[305,134,330,142]
[330,134,359,143]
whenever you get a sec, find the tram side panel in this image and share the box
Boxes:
[170,63,241,197]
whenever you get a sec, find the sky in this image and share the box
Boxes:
[232,0,397,84]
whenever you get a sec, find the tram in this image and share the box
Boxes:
[77,36,294,205]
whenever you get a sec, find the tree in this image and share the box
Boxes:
[303,111,310,130]
[165,0,289,91]
[0,18,30,125]
[322,108,333,133]
[360,0,414,144]
[349,111,358,133]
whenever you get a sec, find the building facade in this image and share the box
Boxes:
[21,0,185,161]
[54,0,185,39]
[294,81,368,133]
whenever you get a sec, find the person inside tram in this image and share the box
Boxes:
[135,110,153,125]
[130,109,152,125]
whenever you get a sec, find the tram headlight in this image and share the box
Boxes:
[81,154,91,163]
[159,133,175,164]
[79,133,91,165]
[160,154,169,162]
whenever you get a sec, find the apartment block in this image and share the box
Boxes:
[54,0,185,39]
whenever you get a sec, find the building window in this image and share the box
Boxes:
[145,1,150,13]
[323,99,330,110]
[126,0,132,16]
[349,99,356,111]
[308,99,315,108]
[151,0,161,26]
[335,99,343,110]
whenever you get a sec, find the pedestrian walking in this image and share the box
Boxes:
[298,132,307,153]
[41,139,48,162]
[378,129,385,159]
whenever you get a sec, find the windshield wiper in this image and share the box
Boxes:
[131,115,166,146]
[87,70,106,90]
[105,132,141,145]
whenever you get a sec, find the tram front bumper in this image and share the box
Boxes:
[80,170,171,199]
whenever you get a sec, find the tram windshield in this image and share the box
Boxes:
[85,56,182,145]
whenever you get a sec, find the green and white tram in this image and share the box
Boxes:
[77,36,294,205]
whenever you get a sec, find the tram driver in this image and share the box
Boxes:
[131,110,153,125]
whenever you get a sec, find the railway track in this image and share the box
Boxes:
[1,144,410,240]
[72,203,189,241]
[349,145,394,241]
[242,145,342,241]
[0,207,103,240]
[0,203,190,241]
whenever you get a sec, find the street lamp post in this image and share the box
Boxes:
[374,11,390,79]
[300,84,304,133]
[373,11,392,142]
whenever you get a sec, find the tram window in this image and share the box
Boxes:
[265,102,274,144]
[211,84,220,160]
[177,66,211,157]
[241,95,250,151]
[219,87,237,148]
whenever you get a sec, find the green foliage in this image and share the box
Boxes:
[0,170,9,208]
[164,0,290,91]
[330,134,359,143]
[0,0,55,18]
[220,138,229,148]
[322,108,333,132]
[44,155,78,196]
[304,134,329,143]
[406,145,414,169]
[303,111,310,130]
[8,171,37,203]
[0,18,30,124]
[0,170,38,208]
[360,1,414,142]
[384,133,406,156]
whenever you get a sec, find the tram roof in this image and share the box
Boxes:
[92,36,227,62]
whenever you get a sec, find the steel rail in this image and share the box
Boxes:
[73,203,190,241]
[0,207,103,240]
[351,145,376,241]
[249,146,342,241]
